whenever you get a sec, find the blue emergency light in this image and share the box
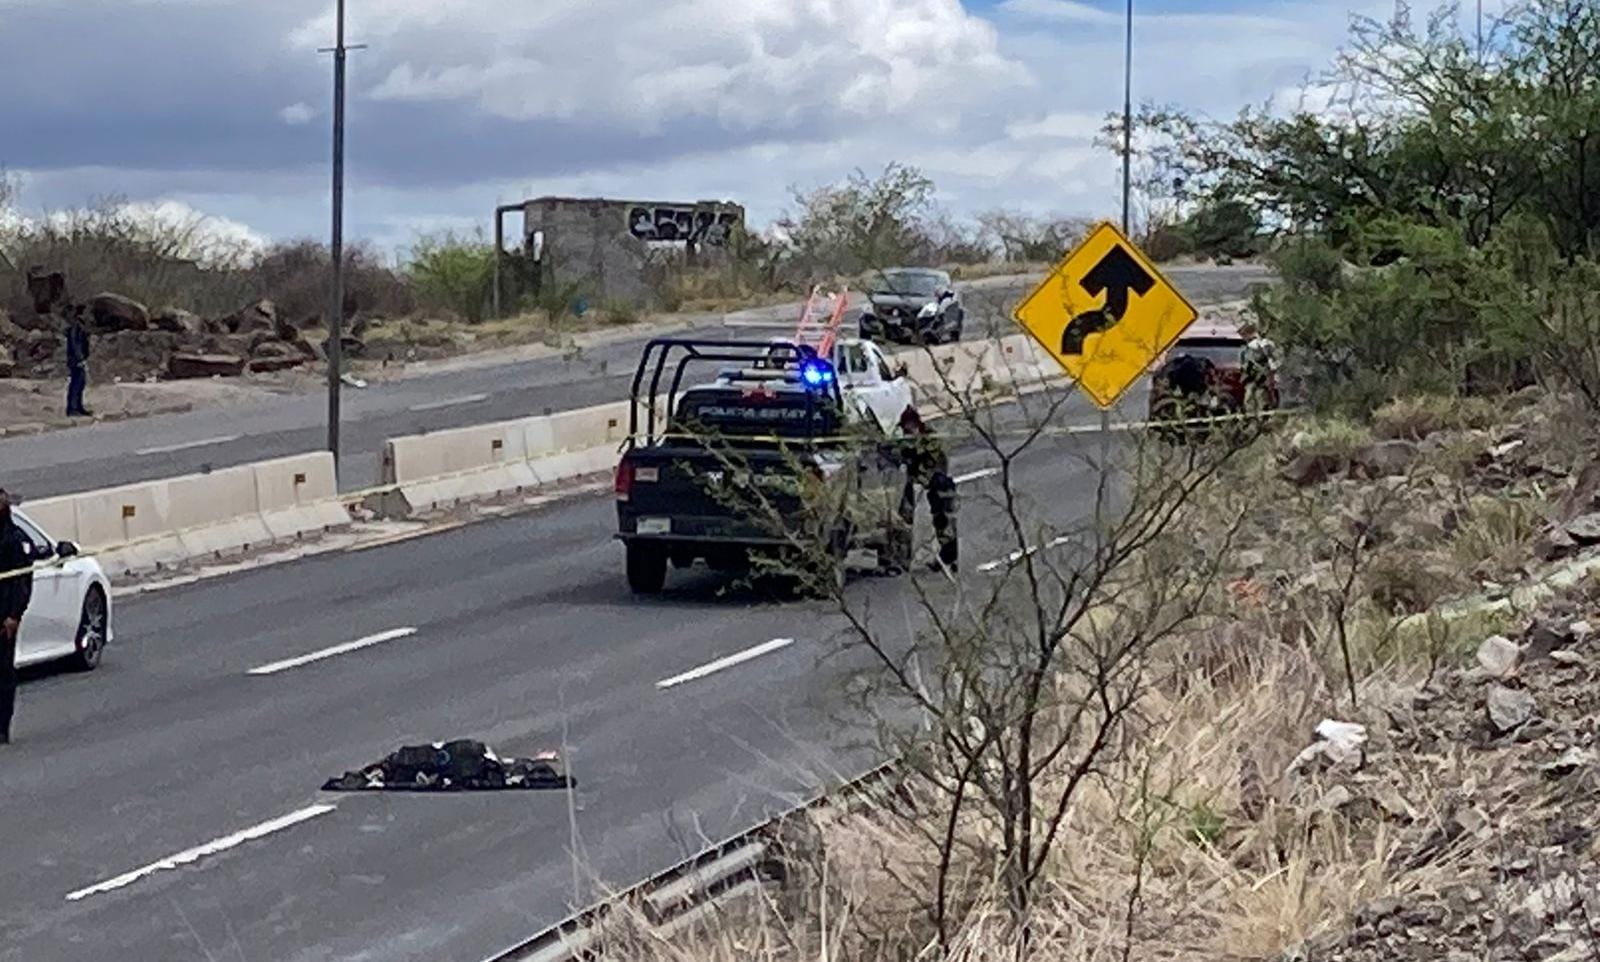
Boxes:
[799,357,835,388]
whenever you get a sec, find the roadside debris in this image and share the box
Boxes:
[322,739,574,792]
[1287,718,1368,776]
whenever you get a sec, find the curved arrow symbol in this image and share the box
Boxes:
[1060,244,1155,356]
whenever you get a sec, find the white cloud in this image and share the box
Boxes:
[996,0,1117,26]
[278,101,316,126]
[5,0,1426,249]
[300,0,1028,133]
[1005,111,1105,142]
[121,199,269,258]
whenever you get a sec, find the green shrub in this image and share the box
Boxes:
[404,231,496,323]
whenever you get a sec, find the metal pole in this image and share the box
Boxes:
[492,206,504,321]
[326,0,348,464]
[1106,0,1132,456]
[1476,0,1483,60]
[1120,0,1134,236]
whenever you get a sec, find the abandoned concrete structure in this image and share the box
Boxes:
[493,196,745,313]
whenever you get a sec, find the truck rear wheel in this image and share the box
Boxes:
[627,542,668,594]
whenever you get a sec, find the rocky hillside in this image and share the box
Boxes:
[583,390,1600,962]
[0,268,362,383]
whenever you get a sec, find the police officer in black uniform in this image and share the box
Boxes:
[896,407,958,572]
[65,305,92,418]
[0,489,36,745]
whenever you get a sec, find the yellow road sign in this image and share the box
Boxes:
[1012,221,1199,408]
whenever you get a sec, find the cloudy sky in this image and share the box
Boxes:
[0,0,1484,255]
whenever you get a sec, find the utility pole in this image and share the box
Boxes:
[1477,0,1484,60]
[321,0,364,465]
[1120,0,1134,235]
[1098,0,1134,491]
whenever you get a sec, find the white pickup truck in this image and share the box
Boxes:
[831,337,917,434]
[759,336,915,435]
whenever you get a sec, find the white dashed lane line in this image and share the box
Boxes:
[135,434,242,456]
[247,627,419,676]
[408,393,489,413]
[976,535,1073,574]
[953,467,999,484]
[657,638,796,690]
[65,804,338,902]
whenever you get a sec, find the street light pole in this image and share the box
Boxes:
[325,0,350,465]
[1121,0,1134,234]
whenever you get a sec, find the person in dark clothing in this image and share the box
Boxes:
[65,306,92,417]
[896,407,958,572]
[0,489,36,744]
[1163,352,1213,400]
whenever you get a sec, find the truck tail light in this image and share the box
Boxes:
[614,462,634,501]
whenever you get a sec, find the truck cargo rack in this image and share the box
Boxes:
[627,338,841,445]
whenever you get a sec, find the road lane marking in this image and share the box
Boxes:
[247,627,418,676]
[954,467,998,484]
[408,393,489,413]
[135,434,241,456]
[65,804,337,902]
[977,535,1073,574]
[657,638,796,690]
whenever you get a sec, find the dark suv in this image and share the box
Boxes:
[858,268,964,345]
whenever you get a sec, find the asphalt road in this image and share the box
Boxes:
[0,265,1272,501]
[0,385,1150,962]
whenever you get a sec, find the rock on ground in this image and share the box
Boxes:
[1352,440,1421,479]
[167,352,246,379]
[1563,512,1600,545]
[89,292,150,333]
[1485,683,1536,734]
[1475,635,1521,678]
[151,307,203,336]
[221,300,278,335]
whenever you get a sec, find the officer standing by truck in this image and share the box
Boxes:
[896,407,958,573]
[1238,321,1280,413]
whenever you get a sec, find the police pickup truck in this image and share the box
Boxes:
[614,338,910,595]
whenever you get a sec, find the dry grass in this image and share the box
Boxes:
[356,305,655,364]
[1286,417,1372,462]
[595,631,1464,962]
[1448,495,1543,577]
[943,261,1053,282]
[1370,395,1499,441]
[584,395,1588,962]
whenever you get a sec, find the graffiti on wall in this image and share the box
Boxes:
[626,204,742,246]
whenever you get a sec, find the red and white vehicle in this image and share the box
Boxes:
[1147,322,1279,429]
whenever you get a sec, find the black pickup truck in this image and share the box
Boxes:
[614,338,907,595]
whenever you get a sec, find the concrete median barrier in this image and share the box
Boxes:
[377,336,1077,517]
[9,331,1082,582]
[379,403,636,516]
[22,453,349,577]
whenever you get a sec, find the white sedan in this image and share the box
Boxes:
[10,510,114,671]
